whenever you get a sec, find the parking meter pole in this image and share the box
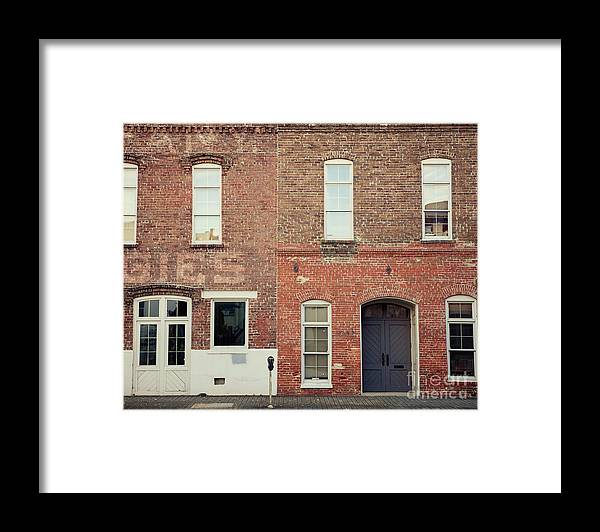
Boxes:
[268,370,273,408]
[267,355,275,409]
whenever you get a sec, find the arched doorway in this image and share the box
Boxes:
[361,300,413,392]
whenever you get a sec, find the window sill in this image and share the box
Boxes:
[321,239,356,244]
[447,376,477,383]
[191,243,224,248]
[301,381,333,389]
[124,243,138,248]
[421,238,454,243]
[209,346,248,354]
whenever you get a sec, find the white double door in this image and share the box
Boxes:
[134,319,190,395]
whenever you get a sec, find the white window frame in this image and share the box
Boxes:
[133,295,192,369]
[324,159,354,241]
[192,162,222,245]
[209,298,250,352]
[445,295,477,382]
[421,158,452,241]
[301,300,333,389]
[123,163,138,245]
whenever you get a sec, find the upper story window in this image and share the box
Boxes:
[422,158,452,240]
[446,295,477,380]
[123,163,138,244]
[301,300,332,388]
[193,163,222,244]
[324,159,353,241]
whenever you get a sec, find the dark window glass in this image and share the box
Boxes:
[450,336,461,349]
[449,324,461,336]
[386,304,409,319]
[461,323,473,336]
[424,211,449,236]
[167,323,185,365]
[460,303,473,318]
[167,300,178,316]
[363,304,384,319]
[214,302,246,346]
[448,303,461,318]
[139,300,159,317]
[139,324,157,366]
[167,300,188,317]
[449,351,475,376]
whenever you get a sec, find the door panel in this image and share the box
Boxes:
[387,322,412,392]
[362,321,385,392]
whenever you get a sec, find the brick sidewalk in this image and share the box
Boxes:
[124,395,477,410]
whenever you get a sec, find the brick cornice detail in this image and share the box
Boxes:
[124,124,277,134]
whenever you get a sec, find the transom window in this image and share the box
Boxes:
[301,301,332,388]
[446,296,477,379]
[193,163,222,244]
[422,158,452,240]
[324,160,353,241]
[123,163,138,244]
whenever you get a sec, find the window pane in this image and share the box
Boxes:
[423,184,450,210]
[326,164,351,182]
[168,352,176,365]
[316,327,327,340]
[424,211,449,237]
[423,164,450,183]
[449,351,475,376]
[316,339,328,352]
[448,303,461,318]
[450,336,461,349]
[178,301,187,317]
[194,216,221,242]
[386,304,409,319]
[325,211,353,240]
[363,304,384,319]
[304,338,317,352]
[123,216,136,242]
[305,306,328,323]
[214,302,246,346]
[305,367,317,379]
[176,352,185,365]
[123,167,138,187]
[325,183,352,211]
[316,354,328,368]
[139,301,159,317]
[305,354,317,366]
[317,368,328,379]
[123,188,137,215]
[194,187,221,215]
[193,168,221,187]
[449,323,461,337]
[460,303,473,318]
[167,300,178,316]
[461,324,474,337]
[139,352,148,365]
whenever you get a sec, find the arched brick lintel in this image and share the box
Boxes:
[124,283,197,301]
[182,153,233,170]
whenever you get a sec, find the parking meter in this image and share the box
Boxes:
[267,356,275,408]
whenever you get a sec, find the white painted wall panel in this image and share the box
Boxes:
[123,349,277,396]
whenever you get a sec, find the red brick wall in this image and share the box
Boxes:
[123,125,278,350]
[276,124,478,396]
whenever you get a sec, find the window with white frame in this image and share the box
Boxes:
[123,163,138,244]
[301,301,332,387]
[193,163,222,243]
[422,158,452,240]
[134,296,191,367]
[324,160,353,240]
[446,296,477,379]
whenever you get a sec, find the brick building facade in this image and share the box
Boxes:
[123,123,477,398]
